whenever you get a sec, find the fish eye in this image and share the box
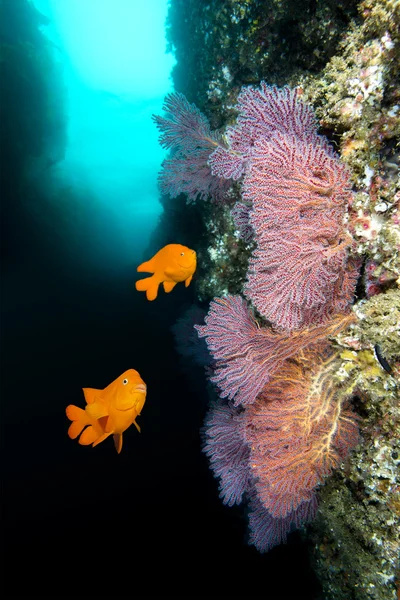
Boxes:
[122,378,128,385]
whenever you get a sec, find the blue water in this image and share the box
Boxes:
[32,0,176,264]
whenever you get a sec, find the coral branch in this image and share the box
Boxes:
[245,345,360,518]
[152,92,230,202]
[202,398,251,507]
[231,202,254,243]
[247,490,318,553]
[243,132,357,330]
[195,295,355,407]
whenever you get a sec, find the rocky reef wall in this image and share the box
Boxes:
[158,2,400,598]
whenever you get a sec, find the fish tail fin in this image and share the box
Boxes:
[79,415,108,446]
[135,276,159,301]
[66,405,90,439]
[79,425,101,446]
[92,431,113,448]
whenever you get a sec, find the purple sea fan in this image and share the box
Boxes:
[152,93,231,203]
[247,489,318,553]
[244,345,360,519]
[195,295,281,407]
[228,83,319,148]
[202,398,251,507]
[208,83,319,181]
[243,132,358,330]
[231,202,254,244]
[195,295,355,407]
[242,133,349,214]
[244,225,358,331]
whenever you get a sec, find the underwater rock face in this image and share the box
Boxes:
[166,0,360,128]
[309,289,400,600]
[161,1,400,599]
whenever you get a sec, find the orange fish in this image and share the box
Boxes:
[66,369,147,454]
[135,243,197,301]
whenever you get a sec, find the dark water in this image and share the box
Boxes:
[1,207,322,598]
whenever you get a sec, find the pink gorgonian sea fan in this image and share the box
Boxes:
[244,344,360,519]
[243,131,359,330]
[231,202,254,244]
[207,82,360,330]
[202,398,251,507]
[208,83,319,182]
[195,295,355,407]
[247,489,318,553]
[152,92,231,203]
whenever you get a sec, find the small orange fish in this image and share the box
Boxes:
[135,243,197,301]
[66,369,147,454]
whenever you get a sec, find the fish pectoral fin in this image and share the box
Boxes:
[184,275,193,287]
[163,280,177,293]
[85,401,109,420]
[133,420,141,433]
[164,267,177,278]
[115,397,135,411]
[113,433,123,454]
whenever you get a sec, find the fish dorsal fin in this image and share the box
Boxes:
[82,388,101,405]
[85,400,109,420]
[137,257,156,273]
